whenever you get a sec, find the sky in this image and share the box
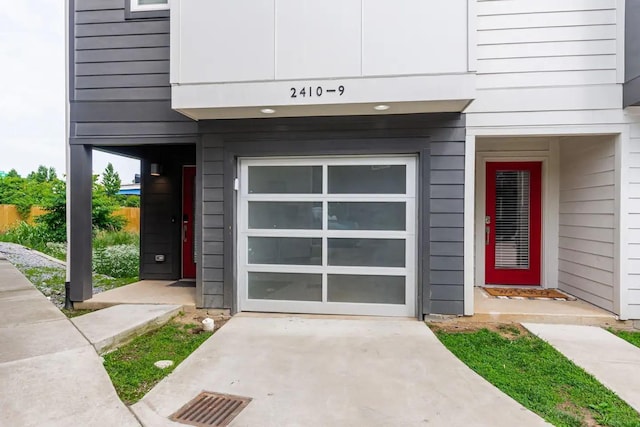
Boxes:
[0,2,140,183]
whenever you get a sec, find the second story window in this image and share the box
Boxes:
[131,0,169,12]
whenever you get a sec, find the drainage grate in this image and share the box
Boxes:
[170,391,252,427]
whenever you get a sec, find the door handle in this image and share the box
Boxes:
[485,216,491,246]
[183,223,188,243]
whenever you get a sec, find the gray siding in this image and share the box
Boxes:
[70,0,196,144]
[625,0,640,106]
[199,113,466,316]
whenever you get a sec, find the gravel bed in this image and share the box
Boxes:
[0,242,121,308]
[0,242,65,270]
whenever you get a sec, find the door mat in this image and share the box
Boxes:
[483,287,575,301]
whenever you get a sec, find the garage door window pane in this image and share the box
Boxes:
[328,202,405,230]
[328,275,405,304]
[249,202,322,229]
[248,237,321,265]
[328,165,406,194]
[328,239,405,267]
[249,166,322,194]
[248,272,322,301]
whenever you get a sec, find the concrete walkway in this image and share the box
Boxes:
[133,314,550,427]
[524,323,640,413]
[0,258,140,427]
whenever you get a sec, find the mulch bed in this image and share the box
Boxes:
[483,287,575,301]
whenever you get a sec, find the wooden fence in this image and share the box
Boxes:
[0,205,140,233]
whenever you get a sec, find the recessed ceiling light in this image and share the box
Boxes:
[260,108,276,114]
[374,105,390,111]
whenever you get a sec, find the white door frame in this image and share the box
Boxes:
[475,148,560,289]
[237,155,417,317]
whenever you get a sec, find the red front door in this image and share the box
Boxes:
[182,166,196,279]
[485,162,541,285]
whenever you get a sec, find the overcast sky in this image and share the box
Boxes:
[0,2,140,183]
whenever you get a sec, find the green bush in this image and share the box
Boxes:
[93,230,140,249]
[93,244,139,278]
[37,178,127,242]
[0,222,52,251]
[45,242,67,261]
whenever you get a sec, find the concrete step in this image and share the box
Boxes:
[71,304,182,354]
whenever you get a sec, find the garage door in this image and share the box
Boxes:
[238,156,416,317]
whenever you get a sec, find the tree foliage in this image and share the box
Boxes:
[1,165,130,242]
[102,162,121,197]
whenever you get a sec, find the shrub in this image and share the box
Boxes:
[45,242,67,261]
[0,222,52,251]
[93,244,139,278]
[93,230,139,249]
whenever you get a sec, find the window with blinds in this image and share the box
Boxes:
[494,170,530,269]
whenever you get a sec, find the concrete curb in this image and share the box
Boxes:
[72,304,183,354]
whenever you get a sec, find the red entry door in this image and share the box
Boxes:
[485,162,541,285]
[182,166,196,279]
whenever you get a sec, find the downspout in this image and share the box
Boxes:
[64,0,72,309]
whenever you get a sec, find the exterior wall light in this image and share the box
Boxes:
[374,105,390,111]
[260,108,276,114]
[150,163,162,176]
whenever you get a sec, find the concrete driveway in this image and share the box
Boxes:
[133,314,549,427]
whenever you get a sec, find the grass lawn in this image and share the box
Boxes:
[103,321,213,405]
[432,325,640,427]
[17,265,137,311]
[608,329,640,349]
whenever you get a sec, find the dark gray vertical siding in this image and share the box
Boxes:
[625,0,640,107]
[201,136,226,308]
[69,1,198,294]
[428,140,465,315]
[70,0,196,145]
[198,113,466,315]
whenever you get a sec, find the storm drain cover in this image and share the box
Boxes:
[170,391,252,427]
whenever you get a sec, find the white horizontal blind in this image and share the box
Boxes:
[495,170,530,269]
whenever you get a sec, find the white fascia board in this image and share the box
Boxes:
[171,73,476,119]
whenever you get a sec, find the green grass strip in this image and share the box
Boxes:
[609,329,640,349]
[433,327,640,427]
[103,322,213,405]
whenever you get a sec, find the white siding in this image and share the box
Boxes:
[467,0,622,129]
[625,121,640,318]
[558,137,616,311]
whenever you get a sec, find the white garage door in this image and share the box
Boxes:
[238,156,416,317]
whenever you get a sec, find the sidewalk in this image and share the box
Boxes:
[0,257,140,427]
[524,323,640,413]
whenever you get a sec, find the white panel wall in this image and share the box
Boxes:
[362,0,468,76]
[558,137,616,311]
[467,0,622,129]
[625,121,640,318]
[276,0,362,79]
[172,0,471,84]
[177,0,275,84]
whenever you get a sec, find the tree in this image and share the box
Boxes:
[102,163,121,197]
[6,169,20,178]
[27,165,51,183]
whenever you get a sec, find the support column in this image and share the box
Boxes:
[68,144,93,301]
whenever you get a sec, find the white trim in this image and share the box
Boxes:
[169,0,179,84]
[475,151,553,288]
[463,134,475,315]
[466,0,477,73]
[65,0,71,284]
[615,128,630,319]
[131,0,169,12]
[237,156,417,317]
[616,0,626,84]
